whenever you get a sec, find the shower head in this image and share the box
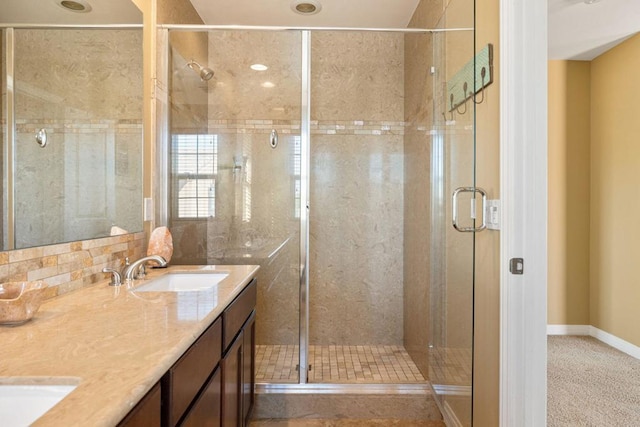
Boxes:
[186,60,214,81]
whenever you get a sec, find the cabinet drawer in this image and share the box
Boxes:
[164,317,222,427]
[180,367,221,427]
[222,279,257,350]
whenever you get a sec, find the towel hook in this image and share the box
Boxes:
[472,67,487,105]
[454,83,468,115]
[443,93,455,122]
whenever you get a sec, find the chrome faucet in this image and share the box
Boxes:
[102,268,122,286]
[122,255,168,281]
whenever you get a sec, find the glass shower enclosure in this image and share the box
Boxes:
[159,9,477,424]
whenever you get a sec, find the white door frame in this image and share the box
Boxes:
[499,0,548,425]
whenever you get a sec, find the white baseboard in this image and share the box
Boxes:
[546,324,590,335]
[589,326,640,360]
[547,324,640,360]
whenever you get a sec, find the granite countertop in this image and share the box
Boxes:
[0,264,260,427]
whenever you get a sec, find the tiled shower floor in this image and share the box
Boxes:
[428,347,473,386]
[256,345,427,384]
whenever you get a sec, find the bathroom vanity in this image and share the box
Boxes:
[0,265,259,427]
[120,278,257,427]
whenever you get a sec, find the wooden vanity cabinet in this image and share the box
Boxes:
[222,279,257,427]
[118,382,162,427]
[119,278,257,427]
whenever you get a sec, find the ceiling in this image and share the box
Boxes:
[549,0,640,60]
[0,0,142,25]
[6,0,635,61]
[189,0,421,28]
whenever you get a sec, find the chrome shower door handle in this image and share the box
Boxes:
[452,187,487,232]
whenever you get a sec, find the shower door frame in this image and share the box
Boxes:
[158,24,475,395]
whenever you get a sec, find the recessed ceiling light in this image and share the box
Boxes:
[584,0,600,4]
[261,82,275,88]
[291,0,322,15]
[55,0,92,13]
[250,64,269,71]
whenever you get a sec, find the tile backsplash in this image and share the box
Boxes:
[0,232,146,299]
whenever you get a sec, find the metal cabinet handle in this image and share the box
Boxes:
[452,187,487,232]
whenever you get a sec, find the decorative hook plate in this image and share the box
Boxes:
[446,44,494,113]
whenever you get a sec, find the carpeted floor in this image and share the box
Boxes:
[548,336,640,426]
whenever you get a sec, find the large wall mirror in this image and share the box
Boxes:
[1,0,143,250]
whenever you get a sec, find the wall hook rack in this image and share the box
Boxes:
[444,43,494,118]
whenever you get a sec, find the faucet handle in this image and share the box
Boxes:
[102,268,122,286]
[136,265,146,280]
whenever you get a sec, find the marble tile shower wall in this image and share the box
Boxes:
[197,119,405,347]
[173,31,406,347]
[198,31,303,347]
[309,32,405,346]
[206,129,301,346]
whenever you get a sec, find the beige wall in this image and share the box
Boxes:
[590,33,640,346]
[547,60,591,325]
[548,34,640,348]
[473,0,500,425]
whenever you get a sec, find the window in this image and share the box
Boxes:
[172,134,218,219]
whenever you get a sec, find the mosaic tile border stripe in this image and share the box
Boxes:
[15,119,142,135]
[207,119,406,136]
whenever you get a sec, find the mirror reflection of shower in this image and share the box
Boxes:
[186,59,214,81]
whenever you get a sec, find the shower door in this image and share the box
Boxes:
[429,11,477,426]
[166,30,303,383]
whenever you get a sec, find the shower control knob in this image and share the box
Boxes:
[35,128,47,148]
[270,129,278,148]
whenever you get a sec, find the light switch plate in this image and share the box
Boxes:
[143,198,154,222]
[486,199,501,230]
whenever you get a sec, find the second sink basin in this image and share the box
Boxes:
[0,380,78,426]
[133,273,229,292]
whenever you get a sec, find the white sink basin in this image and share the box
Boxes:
[133,273,229,292]
[0,383,77,426]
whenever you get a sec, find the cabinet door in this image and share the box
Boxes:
[180,368,221,427]
[118,383,161,427]
[164,318,222,427]
[222,331,243,427]
[242,311,256,425]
